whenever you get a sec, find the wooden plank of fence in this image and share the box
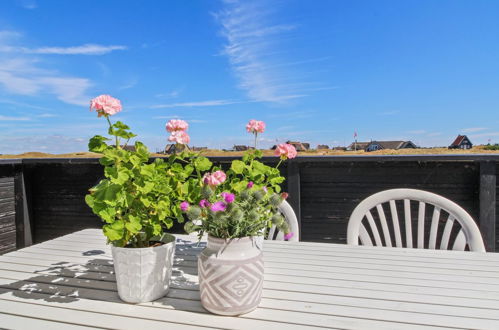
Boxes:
[480,161,496,251]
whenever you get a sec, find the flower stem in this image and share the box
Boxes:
[254,133,258,149]
[106,116,119,149]
[276,159,283,169]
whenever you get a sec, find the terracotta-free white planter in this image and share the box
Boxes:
[198,235,264,316]
[111,234,176,303]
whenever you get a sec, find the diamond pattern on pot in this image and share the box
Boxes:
[199,257,264,313]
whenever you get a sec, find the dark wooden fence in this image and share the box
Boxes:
[1,155,498,254]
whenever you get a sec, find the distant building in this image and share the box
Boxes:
[347,141,417,152]
[346,142,370,151]
[162,144,189,154]
[449,135,473,149]
[286,141,310,151]
[192,146,208,151]
[317,145,329,150]
[233,145,254,151]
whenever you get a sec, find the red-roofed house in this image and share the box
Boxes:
[449,135,473,149]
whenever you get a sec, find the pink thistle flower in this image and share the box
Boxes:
[166,119,189,132]
[247,181,254,188]
[284,232,294,240]
[246,119,266,134]
[168,131,190,144]
[274,143,297,160]
[180,201,190,212]
[204,170,226,186]
[210,201,227,212]
[221,192,235,204]
[199,199,211,208]
[90,95,122,117]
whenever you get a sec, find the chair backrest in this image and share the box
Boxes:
[266,200,299,241]
[347,189,485,252]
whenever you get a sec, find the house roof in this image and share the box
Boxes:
[347,142,370,149]
[373,141,407,149]
[450,135,469,147]
[348,141,416,150]
[286,141,309,151]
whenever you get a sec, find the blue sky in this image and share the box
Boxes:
[0,0,499,154]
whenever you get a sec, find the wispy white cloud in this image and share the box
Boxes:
[0,43,127,55]
[0,134,89,154]
[266,110,316,119]
[155,88,184,99]
[469,132,499,138]
[427,132,442,137]
[462,127,488,133]
[0,115,31,121]
[19,0,37,10]
[216,0,313,102]
[0,31,93,106]
[150,99,240,109]
[118,78,138,90]
[28,44,126,55]
[37,113,58,118]
[0,99,51,110]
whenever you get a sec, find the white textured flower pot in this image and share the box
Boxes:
[111,234,176,303]
[198,236,264,316]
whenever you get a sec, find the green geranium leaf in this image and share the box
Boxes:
[135,141,149,161]
[194,156,212,171]
[94,183,122,204]
[113,121,130,130]
[103,220,125,241]
[231,160,245,174]
[125,215,142,233]
[88,135,109,153]
[85,194,95,208]
[98,207,116,223]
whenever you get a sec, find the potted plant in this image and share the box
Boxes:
[84,95,212,303]
[181,120,296,315]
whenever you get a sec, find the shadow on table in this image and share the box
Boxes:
[0,242,203,307]
[0,249,116,304]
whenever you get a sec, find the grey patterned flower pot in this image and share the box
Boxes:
[198,236,264,316]
[111,233,176,303]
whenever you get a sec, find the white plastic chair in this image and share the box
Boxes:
[266,200,299,241]
[347,189,485,252]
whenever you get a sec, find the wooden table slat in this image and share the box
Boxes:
[1,228,499,329]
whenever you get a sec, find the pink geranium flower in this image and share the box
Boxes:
[210,201,227,212]
[281,192,289,200]
[168,131,190,144]
[204,170,226,186]
[166,119,189,132]
[284,232,294,240]
[274,143,297,160]
[247,181,254,188]
[246,119,266,134]
[90,95,122,117]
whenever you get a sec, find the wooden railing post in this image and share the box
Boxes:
[287,161,301,240]
[14,166,33,249]
[479,161,496,252]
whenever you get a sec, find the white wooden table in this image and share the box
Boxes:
[1,229,499,329]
